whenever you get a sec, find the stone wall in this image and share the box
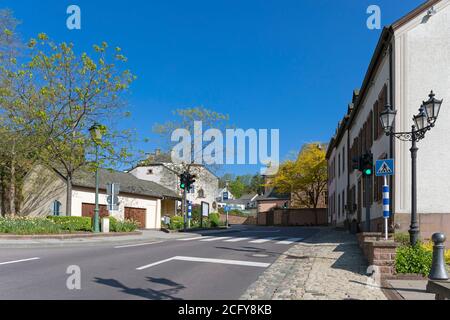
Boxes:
[357,232,398,278]
[219,214,256,225]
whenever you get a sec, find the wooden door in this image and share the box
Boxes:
[124,207,146,228]
[81,203,109,218]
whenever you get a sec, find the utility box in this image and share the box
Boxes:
[101,217,110,233]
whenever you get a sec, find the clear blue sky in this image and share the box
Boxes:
[2,0,425,176]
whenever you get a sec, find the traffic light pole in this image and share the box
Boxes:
[183,188,187,232]
[364,175,371,232]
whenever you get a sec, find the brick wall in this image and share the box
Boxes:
[219,214,256,225]
[257,209,328,226]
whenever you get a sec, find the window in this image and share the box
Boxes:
[342,147,345,173]
[52,200,62,216]
[147,169,153,175]
[342,191,345,217]
[338,154,341,177]
[198,188,205,198]
[338,194,341,218]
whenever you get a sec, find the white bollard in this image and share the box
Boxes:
[101,217,110,233]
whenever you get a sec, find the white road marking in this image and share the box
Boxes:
[0,257,40,266]
[242,230,281,233]
[224,237,250,242]
[114,241,164,249]
[275,238,304,244]
[249,237,282,244]
[136,257,175,270]
[199,237,231,242]
[136,256,270,270]
[176,236,212,241]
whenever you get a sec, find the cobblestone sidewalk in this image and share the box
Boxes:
[241,228,386,300]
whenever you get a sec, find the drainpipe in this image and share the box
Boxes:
[388,39,395,231]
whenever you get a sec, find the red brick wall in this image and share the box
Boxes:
[257,209,327,226]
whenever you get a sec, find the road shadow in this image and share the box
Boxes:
[94,277,185,300]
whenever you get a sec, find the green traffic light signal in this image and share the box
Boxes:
[364,168,372,176]
[180,183,185,189]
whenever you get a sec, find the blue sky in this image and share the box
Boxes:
[1,0,425,176]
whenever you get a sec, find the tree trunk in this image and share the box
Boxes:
[66,175,72,216]
[8,143,16,217]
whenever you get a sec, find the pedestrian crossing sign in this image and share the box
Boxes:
[376,159,394,177]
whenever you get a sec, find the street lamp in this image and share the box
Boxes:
[380,91,443,246]
[89,122,103,233]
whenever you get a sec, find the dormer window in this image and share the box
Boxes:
[147,169,153,175]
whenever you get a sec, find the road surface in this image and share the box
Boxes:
[0,225,319,300]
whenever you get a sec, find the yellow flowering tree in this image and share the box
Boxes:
[269,143,327,210]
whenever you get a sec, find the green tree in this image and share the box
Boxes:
[2,34,135,215]
[228,176,246,199]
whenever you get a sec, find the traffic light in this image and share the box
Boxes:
[180,172,188,190]
[186,174,196,191]
[361,152,374,177]
[180,172,197,191]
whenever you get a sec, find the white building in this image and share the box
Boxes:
[327,0,450,242]
[129,150,220,211]
[21,165,180,229]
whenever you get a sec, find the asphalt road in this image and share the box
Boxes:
[0,226,319,300]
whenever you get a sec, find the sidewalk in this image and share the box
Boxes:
[240,227,387,300]
[382,279,435,300]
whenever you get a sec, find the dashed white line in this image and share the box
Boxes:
[199,237,231,242]
[224,237,250,242]
[114,241,164,249]
[136,256,270,270]
[0,257,40,266]
[249,237,282,244]
[176,236,212,241]
[275,238,304,244]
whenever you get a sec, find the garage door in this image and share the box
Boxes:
[125,207,146,228]
[81,203,109,218]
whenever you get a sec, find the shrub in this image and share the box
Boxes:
[395,244,433,276]
[421,241,450,265]
[108,217,139,232]
[169,216,184,230]
[0,217,61,234]
[394,232,411,246]
[47,216,92,232]
[209,213,221,228]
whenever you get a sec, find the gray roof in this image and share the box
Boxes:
[57,167,180,199]
[255,188,290,202]
[238,193,258,201]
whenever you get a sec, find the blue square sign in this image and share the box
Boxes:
[376,159,394,177]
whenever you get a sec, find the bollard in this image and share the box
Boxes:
[428,233,449,281]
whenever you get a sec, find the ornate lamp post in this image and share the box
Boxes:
[89,122,103,233]
[380,91,443,246]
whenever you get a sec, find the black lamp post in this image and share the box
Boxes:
[380,91,443,246]
[89,122,103,233]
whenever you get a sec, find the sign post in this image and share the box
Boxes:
[187,201,192,228]
[376,159,394,240]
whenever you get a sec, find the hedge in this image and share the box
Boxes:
[0,217,61,234]
[47,216,92,232]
